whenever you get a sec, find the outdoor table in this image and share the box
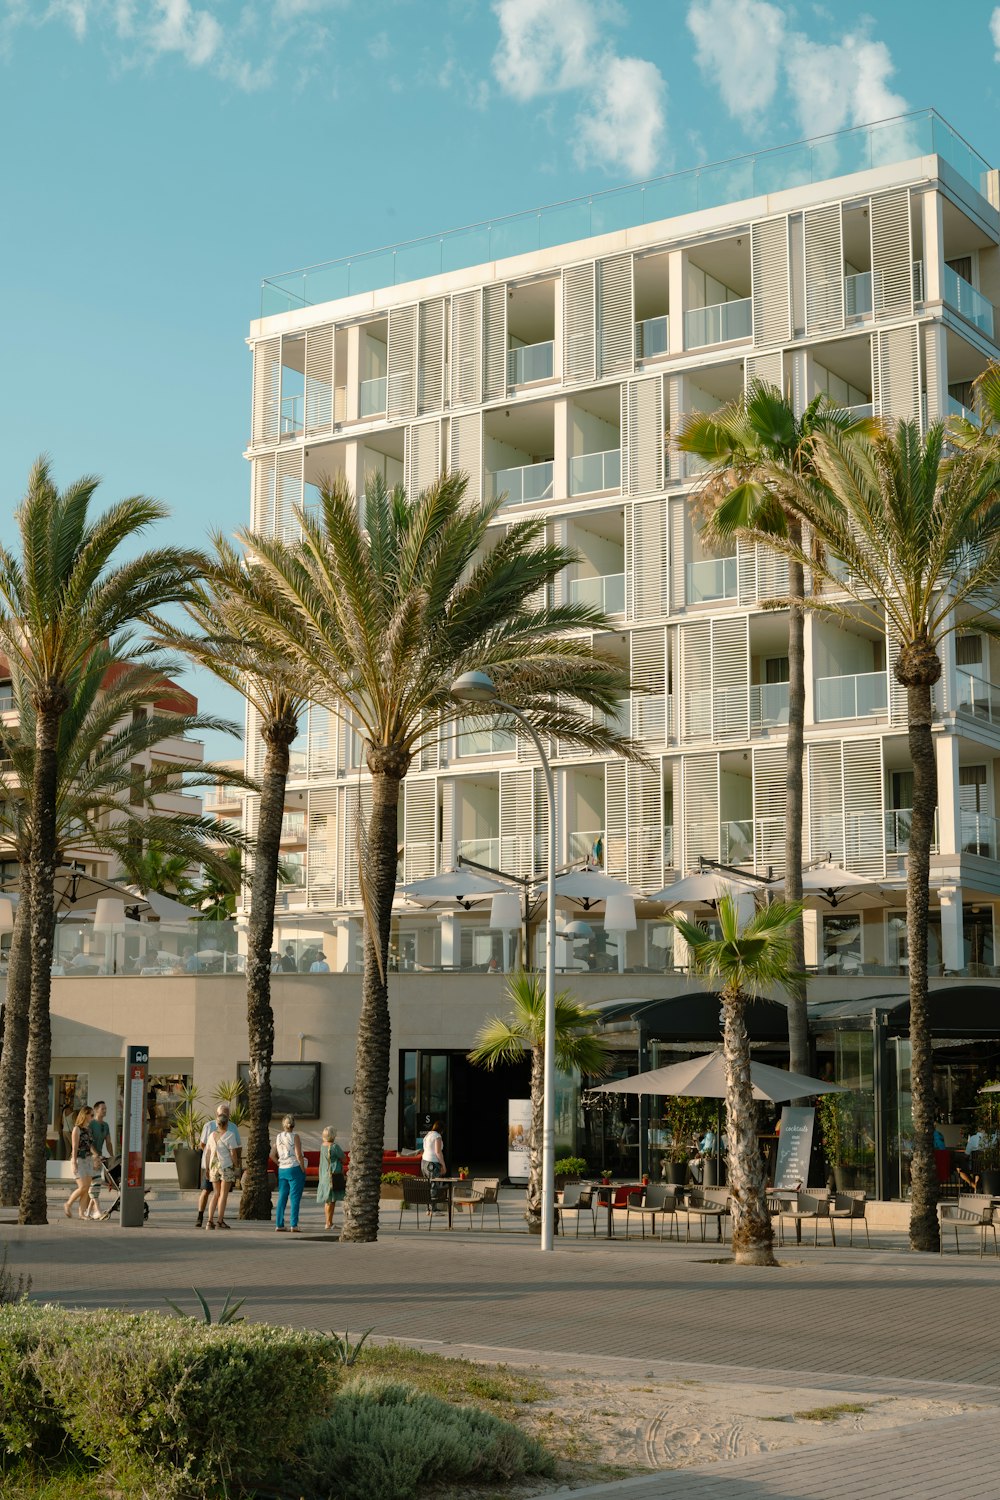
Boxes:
[429,1176,462,1228]
[596,1183,642,1239]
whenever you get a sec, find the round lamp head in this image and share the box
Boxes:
[604,893,637,932]
[489,892,521,931]
[562,919,593,941]
[451,670,498,704]
[94,897,126,928]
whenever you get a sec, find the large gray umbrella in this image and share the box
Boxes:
[591,1050,846,1102]
[399,868,512,909]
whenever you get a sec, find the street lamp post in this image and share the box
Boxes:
[451,670,557,1251]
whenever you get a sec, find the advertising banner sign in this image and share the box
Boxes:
[507,1099,532,1183]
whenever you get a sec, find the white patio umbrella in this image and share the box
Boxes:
[399,868,513,909]
[782,863,889,911]
[548,869,637,909]
[650,870,766,909]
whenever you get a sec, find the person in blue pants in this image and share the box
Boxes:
[274,1114,306,1233]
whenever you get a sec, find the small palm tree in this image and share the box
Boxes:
[0,458,205,1223]
[776,420,1000,1251]
[668,895,803,1267]
[235,470,638,1242]
[679,385,872,1077]
[468,970,610,1231]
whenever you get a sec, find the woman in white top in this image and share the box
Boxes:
[421,1119,446,1215]
[274,1114,306,1233]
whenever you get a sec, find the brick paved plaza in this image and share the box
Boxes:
[4,1188,1000,1497]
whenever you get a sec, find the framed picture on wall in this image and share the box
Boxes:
[236,1062,321,1119]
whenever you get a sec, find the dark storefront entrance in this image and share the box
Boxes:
[399,1049,531,1170]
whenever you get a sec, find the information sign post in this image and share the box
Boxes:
[120,1044,149,1228]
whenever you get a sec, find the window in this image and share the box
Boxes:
[764,656,790,684]
[822,913,862,973]
[956,634,983,668]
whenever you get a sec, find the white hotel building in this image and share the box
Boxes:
[245,110,1000,989]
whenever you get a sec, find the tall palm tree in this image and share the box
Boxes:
[678,385,872,1077]
[0,458,206,1224]
[0,650,245,1206]
[776,420,1000,1251]
[668,894,804,1266]
[468,970,609,1231]
[158,538,313,1221]
[231,471,638,1242]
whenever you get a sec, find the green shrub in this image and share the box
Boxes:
[553,1156,588,1178]
[380,1170,404,1185]
[0,1303,340,1497]
[293,1375,554,1500]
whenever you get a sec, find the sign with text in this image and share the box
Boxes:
[120,1045,148,1228]
[774,1106,816,1190]
[507,1099,532,1183]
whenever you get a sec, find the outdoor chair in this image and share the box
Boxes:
[829,1190,870,1247]
[683,1187,730,1243]
[398,1175,438,1229]
[768,1190,833,1247]
[938,1194,998,1258]
[453,1177,501,1231]
[623,1182,677,1241]
[557,1183,597,1237]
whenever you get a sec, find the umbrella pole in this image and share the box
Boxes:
[716,1100,722,1183]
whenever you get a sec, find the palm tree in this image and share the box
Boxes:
[127,843,199,901]
[231,471,637,1242]
[0,458,206,1224]
[678,385,872,1077]
[468,970,609,1231]
[158,538,312,1221]
[0,650,245,1206]
[775,420,1000,1251]
[668,894,803,1266]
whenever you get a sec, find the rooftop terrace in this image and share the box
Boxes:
[260,110,992,319]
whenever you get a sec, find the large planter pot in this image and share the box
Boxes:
[834,1164,859,1192]
[380,1184,404,1201]
[665,1161,687,1186]
[979,1168,1000,1196]
[703,1158,726,1188]
[174,1146,202,1191]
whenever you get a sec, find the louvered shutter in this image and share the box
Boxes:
[744,351,783,391]
[597,253,634,377]
[885,617,908,726]
[387,304,418,420]
[403,779,437,881]
[682,753,720,868]
[752,745,786,873]
[711,616,749,741]
[533,769,549,872]
[304,324,335,437]
[669,496,686,611]
[251,337,280,447]
[631,627,667,744]
[406,419,442,496]
[843,739,884,876]
[922,324,945,425]
[751,217,791,346]
[500,769,534,877]
[873,326,921,423]
[804,204,845,333]
[563,262,596,383]
[439,783,456,870]
[251,454,276,535]
[417,298,445,415]
[243,795,259,902]
[482,284,507,401]
[342,780,374,906]
[628,499,669,620]
[870,188,913,319]
[622,376,664,496]
[788,348,809,417]
[307,704,337,775]
[449,412,482,505]
[306,788,338,907]
[807,742,844,865]
[627,761,663,891]
[275,449,303,542]
[680,621,712,742]
[450,289,482,407]
[245,705,265,780]
[605,762,627,878]
[419,726,440,772]
[664,374,682,482]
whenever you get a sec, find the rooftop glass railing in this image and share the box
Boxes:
[943,263,995,338]
[260,111,990,315]
[507,340,554,385]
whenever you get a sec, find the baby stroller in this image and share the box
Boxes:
[98,1160,150,1222]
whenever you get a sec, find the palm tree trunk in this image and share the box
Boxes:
[526,1042,543,1232]
[784,552,809,1079]
[239,726,293,1221]
[905,681,939,1252]
[723,988,775,1266]
[0,875,32,1205]
[340,761,404,1243]
[20,706,62,1225]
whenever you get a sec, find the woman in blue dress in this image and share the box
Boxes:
[316,1126,346,1231]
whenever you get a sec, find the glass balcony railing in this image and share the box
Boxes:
[885,807,939,856]
[569,829,605,865]
[457,836,501,867]
[601,698,631,737]
[487,460,554,504]
[507,341,554,385]
[943,264,994,337]
[359,375,387,416]
[749,682,790,729]
[845,270,872,317]
[956,669,1000,724]
[634,314,669,358]
[281,813,307,841]
[846,402,874,420]
[569,572,625,614]
[960,811,1000,859]
[456,722,517,756]
[814,670,888,720]
[720,820,754,865]
[948,395,974,423]
[569,448,621,496]
[280,393,304,435]
[684,297,751,349]
[686,556,738,603]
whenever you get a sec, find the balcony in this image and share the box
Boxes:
[359,375,387,417]
[720,820,754,865]
[457,836,501,867]
[634,315,669,359]
[568,829,605,865]
[961,811,1000,858]
[943,264,994,338]
[280,393,303,437]
[686,556,737,603]
[885,807,939,856]
[569,448,621,496]
[487,460,554,505]
[281,813,307,841]
[846,402,874,420]
[684,297,751,350]
[846,263,924,319]
[507,341,554,385]
[948,395,974,422]
[750,682,790,730]
[814,671,887,720]
[456,722,517,757]
[956,669,1000,724]
[568,572,625,615]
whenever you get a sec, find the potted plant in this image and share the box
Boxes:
[380,1170,404,1201]
[169,1086,206,1191]
[974,1084,1000,1196]
[818,1092,857,1191]
[660,1097,701,1185]
[457,1165,470,1181]
[554,1155,587,1189]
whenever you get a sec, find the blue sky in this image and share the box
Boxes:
[2,0,999,758]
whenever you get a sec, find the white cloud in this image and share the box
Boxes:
[687,0,782,121]
[491,0,666,177]
[992,6,1000,57]
[785,32,907,137]
[148,0,221,67]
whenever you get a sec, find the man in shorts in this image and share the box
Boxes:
[205,1111,242,1230]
